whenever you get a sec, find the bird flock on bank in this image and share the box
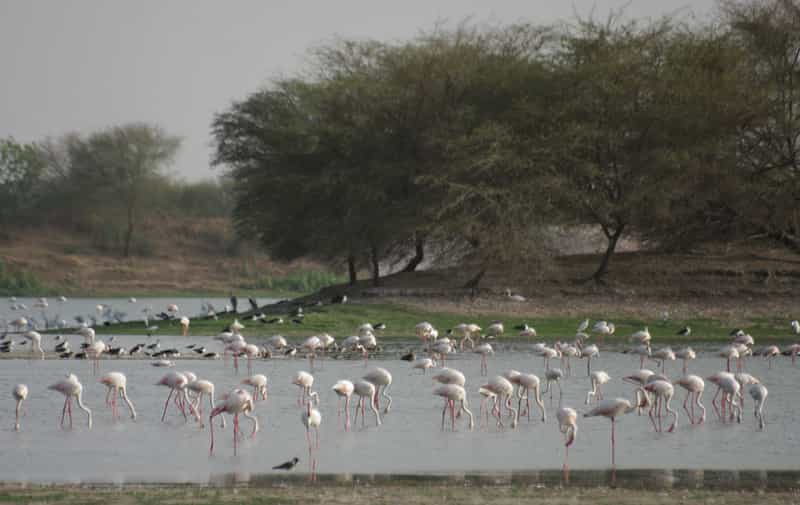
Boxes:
[2,297,797,478]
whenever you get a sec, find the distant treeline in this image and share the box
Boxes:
[0,125,234,256]
[211,0,800,285]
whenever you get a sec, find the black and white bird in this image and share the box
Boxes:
[677,326,691,337]
[330,294,348,304]
[265,317,284,324]
[248,297,259,312]
[373,322,386,331]
[130,343,145,355]
[272,457,299,470]
[401,351,416,361]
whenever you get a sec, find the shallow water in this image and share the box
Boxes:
[0,343,797,484]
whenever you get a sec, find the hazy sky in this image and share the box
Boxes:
[1,0,716,181]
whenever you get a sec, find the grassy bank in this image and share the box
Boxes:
[96,301,798,343]
[0,483,795,505]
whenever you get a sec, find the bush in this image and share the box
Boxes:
[242,269,345,293]
[0,260,48,295]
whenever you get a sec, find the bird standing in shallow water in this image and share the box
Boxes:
[273,457,299,470]
[13,384,27,431]
[49,374,92,429]
[209,388,257,456]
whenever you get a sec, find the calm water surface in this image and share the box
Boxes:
[0,337,797,484]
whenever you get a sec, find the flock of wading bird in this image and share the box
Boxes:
[5,311,800,476]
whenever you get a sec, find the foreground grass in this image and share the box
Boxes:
[0,484,796,505]
[95,301,799,343]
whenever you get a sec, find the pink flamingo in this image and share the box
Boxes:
[478,386,497,429]
[301,399,321,481]
[556,407,577,469]
[517,373,545,423]
[579,344,599,376]
[363,367,392,414]
[433,384,474,431]
[99,372,137,421]
[187,379,224,426]
[642,380,677,432]
[583,391,648,467]
[749,384,768,430]
[673,375,705,424]
[241,374,268,401]
[209,388,258,456]
[292,371,315,407]
[23,331,44,360]
[674,347,696,374]
[481,376,518,429]
[332,380,354,431]
[586,371,610,405]
[352,380,380,427]
[706,372,742,423]
[48,374,92,429]
[13,384,27,431]
[156,371,199,423]
[474,343,493,376]
[761,345,780,368]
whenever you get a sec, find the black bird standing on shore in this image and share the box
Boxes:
[677,326,691,337]
[230,294,238,313]
[272,457,299,470]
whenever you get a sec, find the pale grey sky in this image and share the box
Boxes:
[0,0,716,181]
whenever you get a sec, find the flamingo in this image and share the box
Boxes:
[544,368,564,403]
[783,343,800,364]
[517,373,546,423]
[734,373,760,410]
[23,331,44,360]
[209,388,257,456]
[99,372,137,421]
[156,371,200,423]
[301,399,322,481]
[673,375,705,424]
[187,379,224,427]
[241,374,268,401]
[48,374,92,429]
[269,335,288,350]
[180,316,190,336]
[539,346,560,371]
[352,380,381,427]
[559,344,579,376]
[629,327,651,345]
[642,380,677,432]
[486,321,504,339]
[474,343,493,376]
[761,345,780,368]
[650,347,675,374]
[412,357,436,374]
[519,324,537,339]
[86,340,107,375]
[707,372,742,423]
[674,347,696,374]
[430,339,455,365]
[433,384,474,431]
[415,321,436,349]
[592,321,615,342]
[363,367,392,414]
[332,380,354,431]
[579,344,599,376]
[556,407,577,469]
[718,345,740,372]
[625,344,651,369]
[583,391,648,467]
[302,336,322,370]
[586,371,610,405]
[749,384,768,430]
[13,384,27,431]
[292,371,315,407]
[482,376,518,429]
[478,386,497,428]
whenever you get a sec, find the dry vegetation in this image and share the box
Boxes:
[0,218,321,295]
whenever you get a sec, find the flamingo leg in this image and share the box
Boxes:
[60,397,68,427]
[233,413,239,456]
[611,417,616,468]
[161,388,174,422]
[67,398,73,429]
[345,396,351,431]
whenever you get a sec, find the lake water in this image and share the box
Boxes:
[0,296,280,330]
[0,337,796,485]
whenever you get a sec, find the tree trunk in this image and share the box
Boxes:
[591,226,624,282]
[401,235,425,272]
[123,197,135,258]
[347,254,357,285]
[463,265,487,291]
[370,245,381,286]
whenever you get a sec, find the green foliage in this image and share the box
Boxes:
[0,137,45,231]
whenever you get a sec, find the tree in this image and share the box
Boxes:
[717,0,800,251]
[66,124,181,257]
[0,138,45,233]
